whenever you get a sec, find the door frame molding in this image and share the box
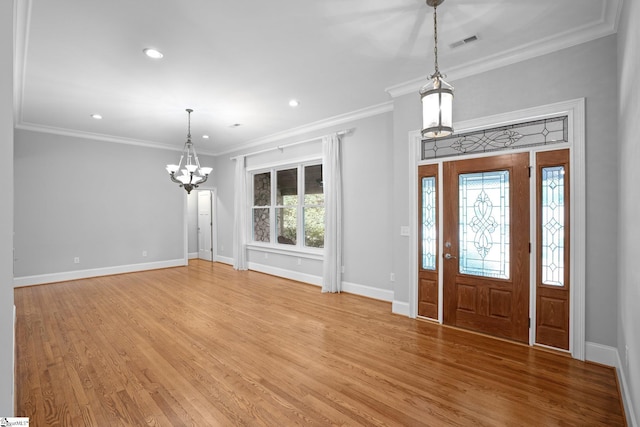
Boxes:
[183,187,218,264]
[197,189,215,261]
[408,98,586,360]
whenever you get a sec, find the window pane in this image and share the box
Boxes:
[305,164,324,204]
[541,166,565,286]
[253,208,270,242]
[304,207,324,248]
[421,177,436,270]
[253,172,270,206]
[276,207,296,245]
[277,168,297,206]
[459,170,510,279]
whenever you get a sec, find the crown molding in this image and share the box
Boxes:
[15,101,393,158]
[217,101,394,156]
[15,121,189,153]
[385,0,622,99]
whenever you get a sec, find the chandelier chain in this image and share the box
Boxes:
[186,108,193,140]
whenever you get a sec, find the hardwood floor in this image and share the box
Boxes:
[15,260,626,426]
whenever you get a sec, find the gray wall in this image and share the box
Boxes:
[14,130,185,277]
[218,111,395,292]
[1,0,14,415]
[617,0,640,421]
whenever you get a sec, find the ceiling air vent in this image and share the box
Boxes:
[450,35,478,49]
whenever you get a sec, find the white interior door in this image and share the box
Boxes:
[197,191,213,261]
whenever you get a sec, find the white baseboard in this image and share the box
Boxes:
[392,300,410,317]
[215,255,234,265]
[247,262,323,286]
[245,262,393,302]
[13,258,187,287]
[585,342,637,427]
[342,281,393,302]
[188,252,199,259]
[585,341,618,367]
[616,352,638,427]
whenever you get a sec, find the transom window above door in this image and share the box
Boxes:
[422,116,568,160]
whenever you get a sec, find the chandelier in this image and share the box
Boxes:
[420,0,454,138]
[165,109,212,194]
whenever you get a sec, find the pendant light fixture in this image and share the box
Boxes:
[420,0,454,138]
[165,109,212,194]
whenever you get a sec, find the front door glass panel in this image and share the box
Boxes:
[459,170,510,279]
[421,177,437,270]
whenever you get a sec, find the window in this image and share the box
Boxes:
[251,162,324,250]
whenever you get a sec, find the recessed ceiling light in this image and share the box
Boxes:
[143,48,164,59]
[91,114,103,120]
[289,99,300,107]
[202,135,209,139]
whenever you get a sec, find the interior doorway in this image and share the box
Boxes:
[197,190,214,261]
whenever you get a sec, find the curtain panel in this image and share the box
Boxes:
[233,155,248,270]
[322,134,343,293]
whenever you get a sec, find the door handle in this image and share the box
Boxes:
[444,253,457,260]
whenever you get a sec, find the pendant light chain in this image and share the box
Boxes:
[420,0,454,138]
[433,2,440,77]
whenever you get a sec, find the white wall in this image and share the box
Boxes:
[217,111,395,296]
[617,0,640,421]
[391,35,620,348]
[0,0,14,415]
[13,130,186,280]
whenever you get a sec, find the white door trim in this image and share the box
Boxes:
[184,187,218,264]
[408,98,586,360]
[197,190,214,261]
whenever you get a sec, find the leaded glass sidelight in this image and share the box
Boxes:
[421,177,437,270]
[541,166,565,286]
[459,171,510,279]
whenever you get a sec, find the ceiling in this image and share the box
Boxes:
[14,0,621,155]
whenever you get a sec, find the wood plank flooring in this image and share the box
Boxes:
[14,260,626,426]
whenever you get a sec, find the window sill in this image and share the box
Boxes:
[246,243,324,261]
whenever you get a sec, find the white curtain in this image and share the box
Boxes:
[232,155,248,270]
[322,134,343,293]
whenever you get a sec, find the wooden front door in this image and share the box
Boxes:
[442,153,530,343]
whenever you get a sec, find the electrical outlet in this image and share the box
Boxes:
[74,257,80,264]
[390,273,396,282]
[142,250,147,257]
